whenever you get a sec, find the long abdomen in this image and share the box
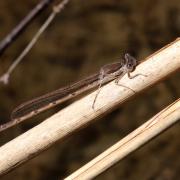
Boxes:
[11,73,99,121]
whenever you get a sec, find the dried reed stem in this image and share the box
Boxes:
[0,38,179,176]
[65,99,180,179]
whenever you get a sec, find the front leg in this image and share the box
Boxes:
[115,80,136,93]
[114,72,136,93]
[115,71,147,92]
[128,72,147,79]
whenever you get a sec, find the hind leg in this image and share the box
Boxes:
[92,68,105,109]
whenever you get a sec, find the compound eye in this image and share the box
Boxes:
[127,63,133,69]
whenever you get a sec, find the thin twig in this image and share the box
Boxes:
[0,0,71,85]
[65,99,180,180]
[0,39,179,176]
[0,0,55,56]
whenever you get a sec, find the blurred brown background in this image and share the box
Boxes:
[0,0,179,179]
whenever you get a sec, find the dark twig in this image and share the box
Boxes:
[0,0,70,85]
[0,0,55,56]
